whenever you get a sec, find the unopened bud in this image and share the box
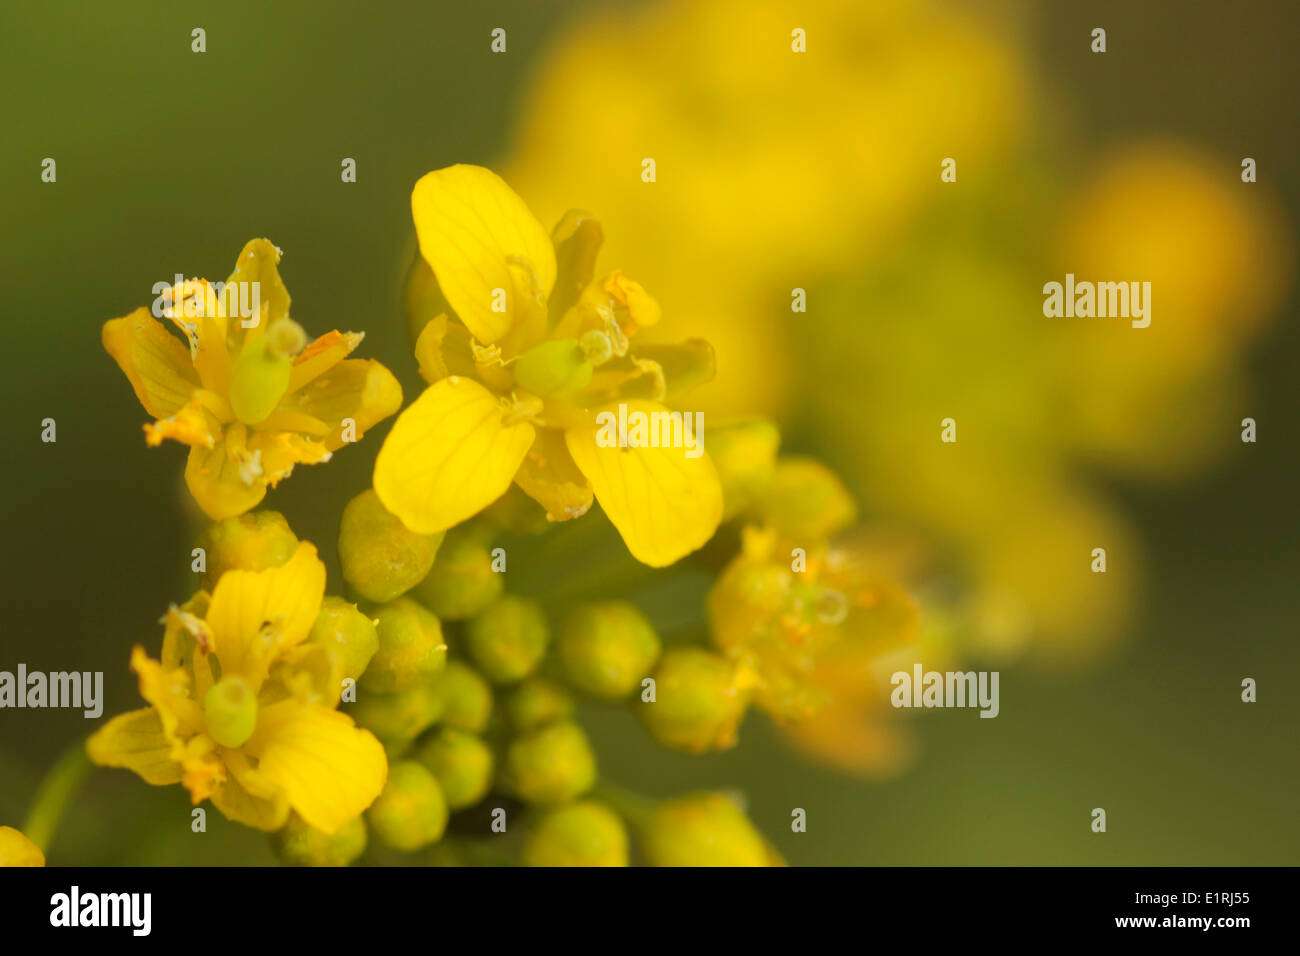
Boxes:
[465,595,549,685]
[504,720,596,807]
[339,489,444,603]
[269,812,367,867]
[503,676,574,732]
[361,598,446,693]
[430,660,494,733]
[410,529,503,620]
[197,510,299,588]
[366,761,448,851]
[639,648,752,753]
[643,792,779,867]
[557,601,661,700]
[522,800,628,867]
[414,728,494,810]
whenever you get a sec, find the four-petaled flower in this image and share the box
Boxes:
[87,543,388,834]
[103,239,402,519]
[373,165,723,567]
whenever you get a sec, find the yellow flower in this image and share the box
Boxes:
[374,165,723,567]
[87,542,388,834]
[103,239,402,520]
[0,826,45,867]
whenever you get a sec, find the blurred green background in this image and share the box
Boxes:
[1,0,1296,864]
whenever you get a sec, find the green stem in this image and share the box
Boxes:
[592,779,657,830]
[22,738,94,854]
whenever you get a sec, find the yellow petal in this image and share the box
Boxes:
[514,428,593,522]
[185,440,268,520]
[208,750,290,831]
[565,401,723,567]
[0,827,45,867]
[204,541,326,689]
[144,394,219,448]
[245,700,388,834]
[373,376,535,534]
[102,308,201,418]
[85,707,184,785]
[281,358,403,451]
[287,330,363,394]
[410,165,556,346]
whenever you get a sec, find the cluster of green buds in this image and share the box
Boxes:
[305,486,783,865]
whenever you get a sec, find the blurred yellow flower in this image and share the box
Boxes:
[87,542,387,834]
[375,164,723,567]
[103,239,402,519]
[0,826,45,867]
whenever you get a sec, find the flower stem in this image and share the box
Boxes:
[592,779,657,830]
[22,738,93,854]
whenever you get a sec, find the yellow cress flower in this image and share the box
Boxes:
[102,239,402,520]
[373,165,723,567]
[87,542,388,834]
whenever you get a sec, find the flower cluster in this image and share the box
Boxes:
[66,166,929,866]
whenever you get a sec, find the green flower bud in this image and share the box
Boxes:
[410,529,504,620]
[414,728,494,810]
[229,320,303,425]
[522,801,628,867]
[203,675,258,749]
[504,720,597,807]
[640,648,753,753]
[366,760,448,852]
[557,601,661,700]
[465,595,549,685]
[339,489,444,603]
[503,676,574,732]
[362,598,447,693]
[197,510,298,588]
[642,792,779,867]
[348,681,444,754]
[513,338,594,396]
[431,660,493,733]
[269,812,367,867]
[705,417,781,519]
[308,596,380,695]
[760,457,857,540]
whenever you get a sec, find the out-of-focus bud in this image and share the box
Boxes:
[361,598,446,693]
[430,660,494,733]
[196,510,298,588]
[759,457,856,540]
[348,681,444,754]
[0,826,44,867]
[705,417,781,519]
[504,720,597,806]
[465,595,549,685]
[269,812,367,867]
[557,601,661,700]
[503,676,574,732]
[640,648,753,753]
[642,792,779,867]
[410,528,504,620]
[521,800,629,867]
[414,728,494,810]
[339,489,444,603]
[366,760,449,852]
[307,596,380,695]
[513,338,594,396]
